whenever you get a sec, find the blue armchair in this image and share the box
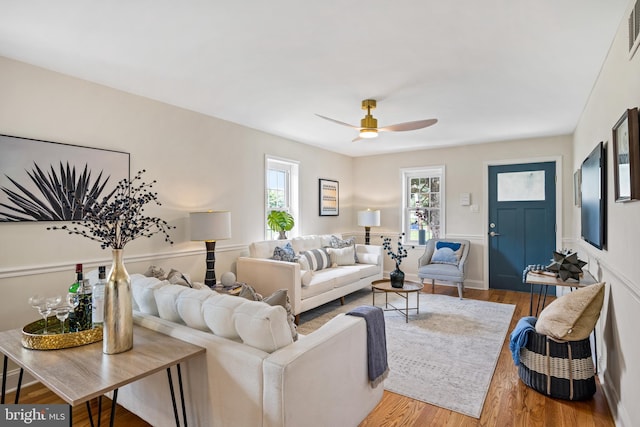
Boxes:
[417,239,470,299]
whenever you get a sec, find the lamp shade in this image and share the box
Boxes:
[190,211,232,241]
[357,209,380,227]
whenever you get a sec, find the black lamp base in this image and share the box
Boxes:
[364,226,371,245]
[204,240,217,288]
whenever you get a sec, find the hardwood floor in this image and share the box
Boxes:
[5,286,613,427]
[360,286,614,427]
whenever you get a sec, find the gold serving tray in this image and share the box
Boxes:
[22,316,103,350]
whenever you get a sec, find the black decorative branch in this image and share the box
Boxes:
[382,233,408,267]
[47,170,175,249]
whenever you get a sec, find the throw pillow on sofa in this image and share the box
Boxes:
[271,242,297,262]
[327,246,356,266]
[299,247,331,271]
[131,275,170,315]
[329,235,358,263]
[535,282,605,341]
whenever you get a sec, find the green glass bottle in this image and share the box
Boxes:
[67,263,83,331]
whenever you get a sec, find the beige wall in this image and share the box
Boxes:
[353,136,574,286]
[571,1,640,425]
[2,9,638,421]
[0,56,355,336]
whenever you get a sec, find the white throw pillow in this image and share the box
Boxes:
[327,246,356,266]
[357,253,380,265]
[154,285,190,323]
[233,300,293,352]
[301,269,313,287]
[176,289,216,331]
[202,294,249,339]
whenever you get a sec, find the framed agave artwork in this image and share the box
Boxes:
[0,134,130,222]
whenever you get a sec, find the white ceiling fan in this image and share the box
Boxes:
[316,99,438,142]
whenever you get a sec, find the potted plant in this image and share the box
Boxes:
[267,210,294,239]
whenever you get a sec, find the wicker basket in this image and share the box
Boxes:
[518,329,595,400]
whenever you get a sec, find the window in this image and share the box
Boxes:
[402,166,445,244]
[265,156,299,239]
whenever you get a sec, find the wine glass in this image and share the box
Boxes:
[55,306,71,333]
[28,295,49,334]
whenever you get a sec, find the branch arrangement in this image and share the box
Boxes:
[48,170,175,249]
[382,233,408,267]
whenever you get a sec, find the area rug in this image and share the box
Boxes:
[297,288,515,418]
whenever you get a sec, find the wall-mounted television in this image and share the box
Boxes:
[580,141,606,249]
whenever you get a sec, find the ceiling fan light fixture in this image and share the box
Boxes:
[359,128,378,139]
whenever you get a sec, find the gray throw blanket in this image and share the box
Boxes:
[346,305,389,388]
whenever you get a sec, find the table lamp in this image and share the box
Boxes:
[357,209,380,245]
[190,211,231,288]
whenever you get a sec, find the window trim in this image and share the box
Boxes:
[400,165,446,244]
[265,155,299,239]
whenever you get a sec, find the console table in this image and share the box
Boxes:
[524,269,600,373]
[525,270,598,316]
[0,324,204,427]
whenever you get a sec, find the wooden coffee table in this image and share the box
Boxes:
[371,279,424,323]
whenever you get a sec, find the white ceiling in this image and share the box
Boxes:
[0,1,629,157]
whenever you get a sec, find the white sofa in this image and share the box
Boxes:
[237,234,383,318]
[112,274,384,427]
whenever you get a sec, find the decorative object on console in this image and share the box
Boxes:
[190,210,232,288]
[382,233,408,288]
[612,107,640,202]
[48,170,175,354]
[357,209,380,245]
[266,210,294,239]
[545,250,587,281]
[220,271,236,287]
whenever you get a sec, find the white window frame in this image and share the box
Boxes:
[265,155,299,239]
[401,166,445,245]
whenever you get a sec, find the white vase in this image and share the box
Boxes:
[103,249,133,354]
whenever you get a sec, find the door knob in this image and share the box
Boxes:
[489,231,501,237]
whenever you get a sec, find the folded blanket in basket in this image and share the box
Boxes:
[347,305,389,388]
[509,316,537,366]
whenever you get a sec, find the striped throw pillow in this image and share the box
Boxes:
[300,248,331,271]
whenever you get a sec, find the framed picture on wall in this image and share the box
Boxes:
[573,169,581,207]
[612,107,640,202]
[319,178,339,216]
[0,134,130,222]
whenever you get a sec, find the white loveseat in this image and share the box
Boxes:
[236,234,383,318]
[112,273,384,427]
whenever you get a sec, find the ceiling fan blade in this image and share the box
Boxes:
[315,114,360,129]
[352,136,363,142]
[379,118,438,132]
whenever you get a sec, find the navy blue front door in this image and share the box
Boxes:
[488,162,556,292]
